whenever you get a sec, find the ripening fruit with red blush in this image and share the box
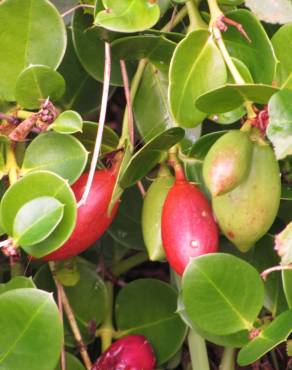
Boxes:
[92,335,156,370]
[161,169,219,275]
[43,167,118,261]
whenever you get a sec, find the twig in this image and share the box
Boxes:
[136,181,146,198]
[261,264,292,281]
[9,114,38,141]
[49,262,92,370]
[78,42,112,208]
[56,280,66,370]
[61,4,94,18]
[120,60,134,146]
[166,6,178,32]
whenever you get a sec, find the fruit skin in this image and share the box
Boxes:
[43,168,118,261]
[161,176,219,276]
[203,130,253,196]
[142,167,174,261]
[92,335,156,370]
[213,142,281,252]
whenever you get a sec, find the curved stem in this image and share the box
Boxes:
[161,6,188,32]
[219,347,235,370]
[78,42,111,208]
[186,0,208,32]
[6,145,19,186]
[61,4,94,18]
[99,282,115,352]
[188,330,210,370]
[110,252,148,277]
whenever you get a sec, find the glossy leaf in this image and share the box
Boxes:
[51,110,83,134]
[74,121,119,156]
[115,279,187,364]
[267,90,292,160]
[22,132,88,184]
[108,185,145,251]
[238,309,292,366]
[223,10,276,84]
[0,0,66,101]
[196,84,278,113]
[55,352,86,370]
[245,0,292,24]
[35,262,107,346]
[58,30,104,114]
[0,171,76,257]
[0,277,35,295]
[95,0,160,33]
[182,254,264,335]
[188,131,228,160]
[134,64,173,142]
[72,9,127,86]
[111,36,176,72]
[169,30,227,127]
[272,24,292,86]
[119,128,184,188]
[0,288,63,370]
[283,270,292,308]
[13,196,64,247]
[15,65,65,109]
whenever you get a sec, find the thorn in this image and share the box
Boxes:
[222,16,252,43]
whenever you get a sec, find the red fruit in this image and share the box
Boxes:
[161,173,219,276]
[92,335,156,370]
[44,168,118,261]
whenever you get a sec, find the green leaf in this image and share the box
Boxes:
[119,128,185,188]
[111,36,176,72]
[282,185,292,200]
[55,352,86,370]
[169,30,227,127]
[95,0,160,33]
[238,309,292,366]
[245,0,292,24]
[188,131,228,160]
[22,132,88,184]
[134,64,173,143]
[182,254,264,335]
[15,65,65,109]
[74,121,119,156]
[283,270,292,308]
[51,110,83,134]
[272,24,292,86]
[0,0,66,101]
[13,196,64,247]
[58,30,104,115]
[0,171,77,258]
[115,279,187,364]
[108,185,145,251]
[223,10,276,84]
[0,277,35,295]
[34,262,107,346]
[209,106,246,125]
[72,9,129,86]
[0,288,63,370]
[267,90,292,160]
[196,84,278,114]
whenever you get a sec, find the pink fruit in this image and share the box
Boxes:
[161,170,219,275]
[92,335,156,370]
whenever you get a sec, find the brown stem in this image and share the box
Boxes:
[56,280,66,370]
[49,262,92,370]
[9,114,38,141]
[168,149,185,182]
[120,59,134,146]
[136,181,146,198]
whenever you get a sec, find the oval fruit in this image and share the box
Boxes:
[161,173,219,276]
[92,335,156,370]
[213,142,281,252]
[43,168,118,261]
[203,130,253,196]
[142,167,174,261]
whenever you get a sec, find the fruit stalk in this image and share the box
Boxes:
[188,330,210,370]
[98,281,115,352]
[219,347,235,370]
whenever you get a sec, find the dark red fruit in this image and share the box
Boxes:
[92,335,156,370]
[44,168,118,261]
[161,172,219,276]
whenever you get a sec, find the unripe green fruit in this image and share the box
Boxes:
[213,142,281,252]
[203,130,253,196]
[142,167,174,261]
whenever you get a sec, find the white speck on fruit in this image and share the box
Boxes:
[202,211,207,217]
[190,240,199,248]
